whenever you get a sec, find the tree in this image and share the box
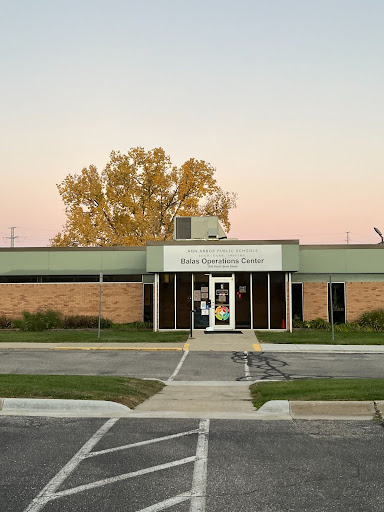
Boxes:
[52,147,237,246]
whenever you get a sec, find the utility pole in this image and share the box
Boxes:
[346,231,350,245]
[7,227,19,247]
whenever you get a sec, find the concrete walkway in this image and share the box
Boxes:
[186,329,260,351]
[134,381,255,418]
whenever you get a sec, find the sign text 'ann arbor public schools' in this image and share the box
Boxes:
[163,245,283,272]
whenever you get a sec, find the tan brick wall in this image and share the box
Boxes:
[346,282,384,322]
[0,283,143,323]
[303,282,328,321]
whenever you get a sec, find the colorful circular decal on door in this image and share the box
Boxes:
[215,306,229,321]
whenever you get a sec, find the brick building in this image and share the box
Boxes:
[1,217,384,331]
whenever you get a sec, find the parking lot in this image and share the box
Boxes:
[1,416,384,511]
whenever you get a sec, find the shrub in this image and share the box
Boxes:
[328,322,376,333]
[15,310,63,331]
[62,315,112,329]
[309,317,331,330]
[358,309,384,331]
[112,321,153,330]
[0,315,11,329]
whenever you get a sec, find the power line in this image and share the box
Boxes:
[6,226,19,247]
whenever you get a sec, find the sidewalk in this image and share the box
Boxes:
[259,343,384,353]
[2,332,384,353]
[186,329,260,351]
[133,381,256,419]
[0,342,185,351]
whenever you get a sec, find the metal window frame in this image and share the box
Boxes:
[327,281,346,323]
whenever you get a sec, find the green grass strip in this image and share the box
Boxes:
[0,330,189,343]
[256,330,384,345]
[250,378,384,409]
[0,374,164,408]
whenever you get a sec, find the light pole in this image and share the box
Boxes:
[98,273,103,339]
[374,227,384,244]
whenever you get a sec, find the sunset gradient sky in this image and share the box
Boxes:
[1,0,383,246]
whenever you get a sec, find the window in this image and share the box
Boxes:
[235,273,251,329]
[328,282,346,324]
[292,283,303,322]
[176,273,192,329]
[193,274,209,329]
[252,273,268,329]
[159,274,175,329]
[0,274,142,283]
[270,273,286,329]
[143,284,153,323]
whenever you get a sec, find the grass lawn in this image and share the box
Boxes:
[250,378,384,409]
[0,374,164,408]
[0,329,189,343]
[256,330,384,345]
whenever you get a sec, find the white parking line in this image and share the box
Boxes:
[24,417,210,512]
[52,457,197,498]
[86,428,200,458]
[24,418,119,512]
[190,418,210,512]
[167,350,189,382]
[244,351,252,380]
[137,492,192,511]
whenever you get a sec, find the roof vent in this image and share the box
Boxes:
[175,217,191,240]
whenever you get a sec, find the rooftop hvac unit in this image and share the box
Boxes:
[173,216,227,240]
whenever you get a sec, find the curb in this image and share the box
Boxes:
[259,343,384,353]
[53,347,183,351]
[1,342,384,353]
[0,398,131,417]
[1,398,383,420]
[256,400,384,421]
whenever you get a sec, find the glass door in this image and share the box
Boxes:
[208,276,235,330]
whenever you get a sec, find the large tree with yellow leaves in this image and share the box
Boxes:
[52,147,237,246]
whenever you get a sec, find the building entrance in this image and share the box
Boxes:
[207,276,235,330]
[157,271,287,331]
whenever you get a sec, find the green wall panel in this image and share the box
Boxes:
[146,246,164,272]
[0,249,147,275]
[299,247,384,274]
[282,245,299,271]
[293,273,384,283]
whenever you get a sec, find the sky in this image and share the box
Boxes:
[1,0,383,247]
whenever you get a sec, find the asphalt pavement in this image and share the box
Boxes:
[2,334,384,511]
[1,349,384,381]
[1,417,383,512]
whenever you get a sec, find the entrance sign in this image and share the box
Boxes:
[163,245,282,272]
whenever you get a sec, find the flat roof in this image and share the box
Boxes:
[146,239,300,246]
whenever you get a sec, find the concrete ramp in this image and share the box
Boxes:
[186,329,260,352]
[133,381,257,418]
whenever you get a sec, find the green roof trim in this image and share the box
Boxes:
[0,248,147,275]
